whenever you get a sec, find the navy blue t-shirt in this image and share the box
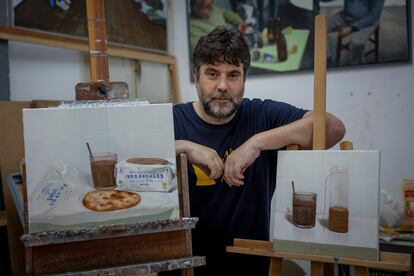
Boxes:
[173,98,306,276]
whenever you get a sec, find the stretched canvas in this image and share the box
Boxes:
[272,150,380,260]
[23,103,179,233]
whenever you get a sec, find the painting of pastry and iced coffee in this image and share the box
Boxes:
[24,103,179,233]
[272,151,380,260]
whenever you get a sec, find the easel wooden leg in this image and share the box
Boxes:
[268,257,283,276]
[323,263,334,276]
[182,267,194,276]
[311,261,324,275]
[355,266,369,276]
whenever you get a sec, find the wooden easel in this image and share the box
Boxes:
[7,1,202,274]
[227,238,411,275]
[20,153,203,275]
[227,15,411,275]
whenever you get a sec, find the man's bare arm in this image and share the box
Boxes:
[175,140,224,179]
[223,112,345,186]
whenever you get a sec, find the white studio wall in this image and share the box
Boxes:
[9,41,84,101]
[170,1,414,215]
[8,42,169,102]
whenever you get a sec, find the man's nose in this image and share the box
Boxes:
[217,77,229,92]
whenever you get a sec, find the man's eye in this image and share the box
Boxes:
[229,73,240,80]
[207,71,217,78]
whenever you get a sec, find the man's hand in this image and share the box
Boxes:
[224,137,260,187]
[176,140,224,179]
[338,26,352,37]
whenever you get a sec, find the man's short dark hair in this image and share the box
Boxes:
[192,26,251,81]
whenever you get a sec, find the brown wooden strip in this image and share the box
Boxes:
[340,141,354,150]
[233,238,273,250]
[0,26,174,64]
[32,230,189,274]
[313,15,327,150]
[169,62,181,103]
[0,210,6,227]
[22,217,198,247]
[324,263,335,276]
[311,261,324,275]
[286,144,300,151]
[268,257,283,276]
[355,266,369,276]
[227,240,411,271]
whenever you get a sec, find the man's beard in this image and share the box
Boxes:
[198,89,243,120]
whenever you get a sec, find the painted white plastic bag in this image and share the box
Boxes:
[29,164,87,216]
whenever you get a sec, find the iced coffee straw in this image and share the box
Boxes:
[291,181,295,193]
[86,142,93,159]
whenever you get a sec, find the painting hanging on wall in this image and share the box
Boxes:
[186,0,411,76]
[11,0,168,52]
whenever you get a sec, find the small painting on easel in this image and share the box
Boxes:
[23,103,179,234]
[272,150,380,260]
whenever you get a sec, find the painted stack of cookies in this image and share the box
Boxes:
[328,206,349,233]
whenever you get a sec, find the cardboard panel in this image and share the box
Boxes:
[272,150,380,260]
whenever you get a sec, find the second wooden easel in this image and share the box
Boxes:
[227,15,411,276]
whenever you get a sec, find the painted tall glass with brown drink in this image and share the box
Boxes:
[292,192,317,228]
[90,152,117,190]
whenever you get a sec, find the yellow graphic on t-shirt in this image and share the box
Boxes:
[193,165,216,186]
[193,148,234,186]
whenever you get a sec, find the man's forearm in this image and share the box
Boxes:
[252,113,313,151]
[175,140,191,155]
[251,112,345,151]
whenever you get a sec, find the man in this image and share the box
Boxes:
[324,0,385,65]
[171,27,345,275]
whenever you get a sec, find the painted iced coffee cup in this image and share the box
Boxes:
[90,152,117,190]
[292,192,317,228]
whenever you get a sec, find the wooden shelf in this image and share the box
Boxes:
[0,26,175,65]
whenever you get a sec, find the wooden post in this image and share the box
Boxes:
[86,0,109,84]
[268,258,283,276]
[311,261,324,275]
[307,16,330,274]
[313,15,327,150]
[340,140,353,150]
[355,266,370,276]
[168,60,181,104]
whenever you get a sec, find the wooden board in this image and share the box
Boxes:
[30,230,191,274]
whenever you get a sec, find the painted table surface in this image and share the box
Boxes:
[251,29,309,72]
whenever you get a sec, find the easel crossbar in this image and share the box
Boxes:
[22,217,198,247]
[49,256,205,275]
[227,239,411,272]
